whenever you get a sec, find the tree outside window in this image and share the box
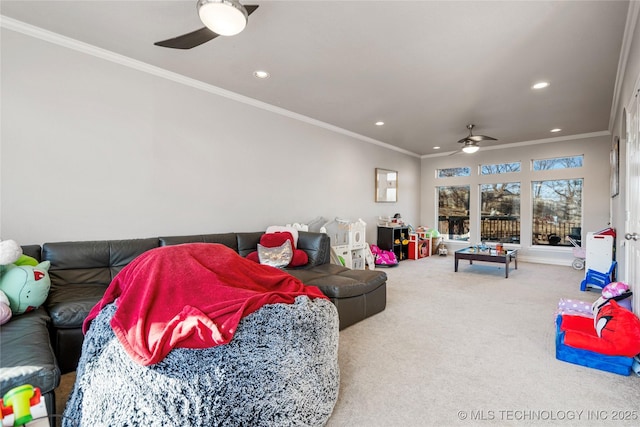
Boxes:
[481,162,521,175]
[438,186,470,241]
[532,179,583,246]
[533,155,583,171]
[437,167,471,178]
[481,182,521,243]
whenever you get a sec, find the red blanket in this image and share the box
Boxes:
[83,243,327,366]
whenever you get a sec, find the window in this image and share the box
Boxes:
[532,179,583,246]
[481,162,521,175]
[437,167,470,178]
[533,155,583,171]
[438,186,470,240]
[480,182,521,243]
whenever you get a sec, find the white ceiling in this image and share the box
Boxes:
[0,1,632,156]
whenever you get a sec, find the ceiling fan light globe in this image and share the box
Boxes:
[462,145,480,154]
[198,0,248,36]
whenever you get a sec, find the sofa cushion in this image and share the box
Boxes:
[295,232,330,267]
[43,238,159,287]
[46,284,105,328]
[0,308,60,396]
[334,268,388,289]
[287,265,387,299]
[21,245,42,262]
[43,238,158,329]
[236,232,264,257]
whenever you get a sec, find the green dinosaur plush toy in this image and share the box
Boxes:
[0,239,50,324]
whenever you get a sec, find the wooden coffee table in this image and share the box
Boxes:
[454,247,518,278]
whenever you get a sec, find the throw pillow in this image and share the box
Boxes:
[258,240,293,268]
[265,226,299,248]
[289,249,309,268]
[246,251,260,263]
[245,231,309,268]
[261,232,308,267]
[260,231,295,250]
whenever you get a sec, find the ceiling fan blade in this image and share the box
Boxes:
[472,135,497,142]
[154,5,259,49]
[154,27,218,49]
[458,135,497,143]
[245,5,259,15]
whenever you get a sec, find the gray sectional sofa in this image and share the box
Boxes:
[0,230,387,415]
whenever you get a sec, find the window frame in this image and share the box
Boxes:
[530,178,584,247]
[480,181,521,244]
[437,185,471,241]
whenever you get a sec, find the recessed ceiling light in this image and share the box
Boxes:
[253,70,270,79]
[375,121,384,126]
[551,128,562,133]
[532,81,549,89]
[433,146,440,150]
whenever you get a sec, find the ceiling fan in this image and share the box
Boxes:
[451,124,497,155]
[154,0,259,50]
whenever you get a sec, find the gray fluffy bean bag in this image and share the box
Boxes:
[64,296,339,426]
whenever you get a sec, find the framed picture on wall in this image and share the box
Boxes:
[610,136,619,198]
[375,168,398,202]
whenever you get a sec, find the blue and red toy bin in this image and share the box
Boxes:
[555,315,635,376]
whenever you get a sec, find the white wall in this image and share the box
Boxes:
[420,136,612,265]
[609,3,640,316]
[0,29,420,245]
[611,3,640,286]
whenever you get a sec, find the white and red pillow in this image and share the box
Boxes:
[247,231,308,268]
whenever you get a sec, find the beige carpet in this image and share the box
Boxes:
[55,255,639,426]
[327,256,639,426]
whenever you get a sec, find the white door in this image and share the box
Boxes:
[624,83,639,314]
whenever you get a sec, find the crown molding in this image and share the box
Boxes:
[0,15,420,158]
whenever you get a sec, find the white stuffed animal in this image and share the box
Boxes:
[0,239,23,325]
[0,239,22,265]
